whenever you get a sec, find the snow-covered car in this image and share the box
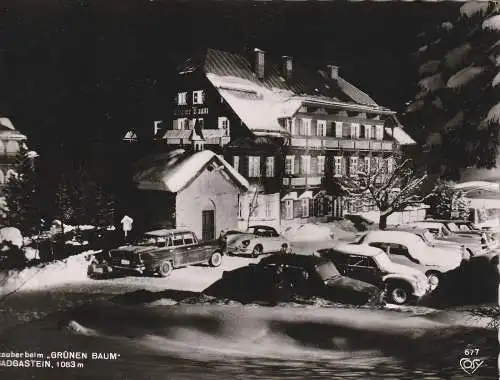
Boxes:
[424,219,499,249]
[354,230,463,288]
[317,243,431,304]
[408,221,492,255]
[226,225,290,257]
[389,226,470,260]
[208,254,382,306]
[101,229,223,277]
[281,223,334,242]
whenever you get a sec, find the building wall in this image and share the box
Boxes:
[237,192,280,230]
[176,166,242,239]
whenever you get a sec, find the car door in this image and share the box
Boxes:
[344,254,380,285]
[268,228,283,252]
[182,232,204,264]
[172,232,189,266]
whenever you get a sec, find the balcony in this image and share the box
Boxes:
[289,137,394,151]
[283,176,322,186]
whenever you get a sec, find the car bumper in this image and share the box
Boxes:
[228,246,252,255]
[413,287,428,298]
[110,264,146,273]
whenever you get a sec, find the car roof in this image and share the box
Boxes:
[145,229,192,236]
[249,225,276,230]
[390,226,429,234]
[259,254,327,266]
[424,219,470,224]
[410,222,443,229]
[362,230,422,244]
[323,243,383,257]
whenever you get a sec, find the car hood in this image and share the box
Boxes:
[422,247,462,269]
[382,260,424,279]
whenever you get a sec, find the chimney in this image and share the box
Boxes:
[326,64,339,80]
[254,48,265,79]
[281,56,293,80]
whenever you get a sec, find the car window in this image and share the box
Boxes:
[270,228,280,237]
[173,233,184,246]
[387,243,409,256]
[447,223,459,232]
[183,233,195,245]
[368,242,388,252]
[347,255,378,269]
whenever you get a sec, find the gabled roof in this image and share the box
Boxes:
[179,48,398,136]
[133,149,249,193]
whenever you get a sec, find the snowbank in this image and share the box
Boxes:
[281,223,333,242]
[0,227,23,248]
[0,251,96,296]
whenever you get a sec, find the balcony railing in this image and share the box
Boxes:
[289,137,394,151]
[283,176,322,186]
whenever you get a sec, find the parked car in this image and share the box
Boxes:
[353,230,463,289]
[408,221,492,255]
[424,219,499,249]
[209,254,382,305]
[316,243,431,305]
[227,225,290,257]
[389,226,471,260]
[97,229,223,277]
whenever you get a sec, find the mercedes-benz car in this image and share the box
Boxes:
[93,229,223,277]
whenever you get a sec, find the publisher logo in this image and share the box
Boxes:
[459,357,484,375]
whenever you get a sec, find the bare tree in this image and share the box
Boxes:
[338,157,432,229]
[246,186,260,230]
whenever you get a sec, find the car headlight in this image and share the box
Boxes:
[241,240,250,248]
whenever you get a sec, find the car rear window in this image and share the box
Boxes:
[173,233,184,246]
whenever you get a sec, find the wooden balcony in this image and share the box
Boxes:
[289,137,394,151]
[283,176,322,186]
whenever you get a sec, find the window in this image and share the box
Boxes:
[349,156,358,176]
[176,118,188,130]
[285,200,294,220]
[317,156,325,176]
[265,156,275,177]
[177,92,187,105]
[196,118,204,129]
[265,197,272,218]
[350,123,360,139]
[248,156,261,177]
[192,90,205,105]
[173,233,184,246]
[233,156,240,172]
[335,122,342,138]
[375,125,384,140]
[364,157,371,174]
[300,155,311,175]
[238,197,243,218]
[290,119,297,135]
[342,123,350,138]
[334,156,342,176]
[303,119,311,136]
[387,157,394,174]
[364,125,372,139]
[347,255,377,269]
[317,120,326,137]
[183,233,195,245]
[218,116,230,130]
[285,118,293,134]
[301,199,309,218]
[285,155,295,175]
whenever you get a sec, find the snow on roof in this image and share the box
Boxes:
[460,2,490,18]
[0,117,15,130]
[453,181,500,192]
[446,66,486,89]
[134,149,249,193]
[418,73,445,93]
[298,190,313,200]
[483,102,500,125]
[492,72,500,87]
[207,73,291,135]
[483,15,500,31]
[445,43,472,69]
[281,192,298,201]
[384,127,416,145]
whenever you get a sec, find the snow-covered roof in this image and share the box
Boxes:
[0,118,15,130]
[460,2,490,18]
[281,192,298,201]
[134,149,249,193]
[298,190,313,200]
[483,15,500,31]
[446,66,486,89]
[453,181,500,192]
[384,127,416,145]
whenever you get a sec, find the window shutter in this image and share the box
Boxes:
[341,157,347,176]
[201,91,206,104]
[335,122,342,138]
[311,156,317,175]
[294,200,301,218]
[342,123,350,138]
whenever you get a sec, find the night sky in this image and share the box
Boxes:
[0,1,459,163]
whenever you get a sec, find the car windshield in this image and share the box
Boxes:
[314,261,341,281]
[422,230,437,244]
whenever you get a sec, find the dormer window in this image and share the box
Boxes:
[218,117,230,133]
[177,92,187,105]
[193,90,205,105]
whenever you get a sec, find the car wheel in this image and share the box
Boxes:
[209,251,223,267]
[251,245,263,258]
[387,283,410,305]
[426,271,440,291]
[157,261,173,277]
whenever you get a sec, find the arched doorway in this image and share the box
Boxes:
[201,199,216,241]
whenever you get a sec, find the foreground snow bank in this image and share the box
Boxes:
[0,251,95,296]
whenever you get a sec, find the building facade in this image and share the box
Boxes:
[162,48,415,229]
[0,117,27,189]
